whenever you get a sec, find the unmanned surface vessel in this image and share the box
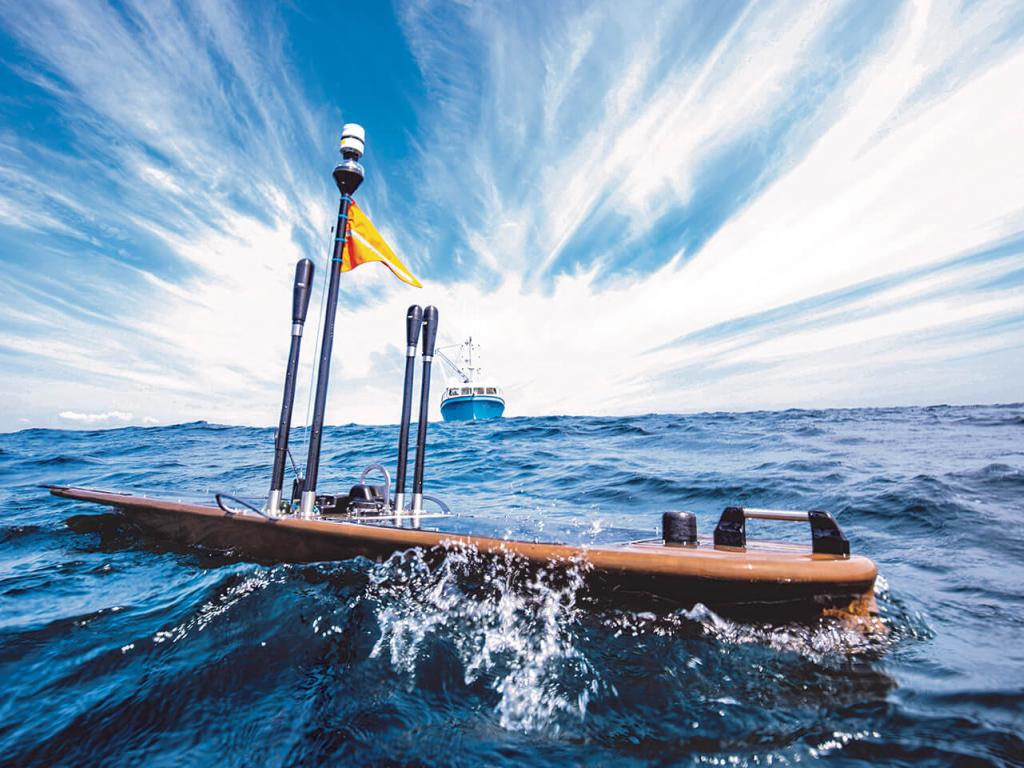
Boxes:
[49,124,879,621]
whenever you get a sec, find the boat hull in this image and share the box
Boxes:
[440,394,505,421]
[50,486,878,620]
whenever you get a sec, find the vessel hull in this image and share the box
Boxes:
[440,395,505,421]
[50,486,877,620]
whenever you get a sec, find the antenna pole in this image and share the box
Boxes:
[393,305,423,522]
[299,124,366,518]
[268,258,314,513]
[411,306,439,527]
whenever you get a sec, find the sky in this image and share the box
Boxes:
[0,0,1022,432]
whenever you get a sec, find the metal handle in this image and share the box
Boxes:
[713,506,849,556]
[743,508,809,522]
[358,463,392,507]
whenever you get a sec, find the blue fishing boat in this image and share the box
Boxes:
[437,338,505,421]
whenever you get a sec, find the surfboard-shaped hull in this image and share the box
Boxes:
[49,486,877,620]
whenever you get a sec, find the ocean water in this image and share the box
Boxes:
[1,404,1022,766]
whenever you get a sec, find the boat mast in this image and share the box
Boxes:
[299,124,366,518]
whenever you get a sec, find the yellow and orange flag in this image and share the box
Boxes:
[341,201,422,288]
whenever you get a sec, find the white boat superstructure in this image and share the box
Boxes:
[436,338,505,421]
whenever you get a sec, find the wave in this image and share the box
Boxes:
[365,544,599,734]
[2,404,1022,764]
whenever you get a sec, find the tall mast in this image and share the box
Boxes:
[299,124,366,518]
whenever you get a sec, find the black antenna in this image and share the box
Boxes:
[411,305,439,526]
[299,124,365,517]
[267,258,315,513]
[393,305,423,523]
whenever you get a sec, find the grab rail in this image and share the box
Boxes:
[713,506,849,556]
[358,463,392,508]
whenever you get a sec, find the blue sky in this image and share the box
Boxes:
[1,0,1022,432]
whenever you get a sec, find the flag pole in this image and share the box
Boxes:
[299,124,366,518]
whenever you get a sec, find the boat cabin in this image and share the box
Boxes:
[443,385,502,398]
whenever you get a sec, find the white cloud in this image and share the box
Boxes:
[378,0,1024,417]
[1,0,1023,434]
[58,410,133,423]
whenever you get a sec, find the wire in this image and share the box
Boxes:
[420,494,452,515]
[215,493,272,518]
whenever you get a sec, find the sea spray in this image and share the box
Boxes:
[151,568,282,645]
[592,575,926,664]
[365,542,602,732]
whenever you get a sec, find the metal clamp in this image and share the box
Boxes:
[713,506,850,556]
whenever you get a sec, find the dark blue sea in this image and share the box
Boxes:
[1,404,1022,766]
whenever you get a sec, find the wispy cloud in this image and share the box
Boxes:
[386,0,1024,415]
[58,410,133,424]
[0,0,339,429]
[0,0,1022,433]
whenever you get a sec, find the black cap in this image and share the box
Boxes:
[292,259,315,324]
[422,306,439,356]
[406,305,424,346]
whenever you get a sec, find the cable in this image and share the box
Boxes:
[215,492,272,518]
[420,494,452,515]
